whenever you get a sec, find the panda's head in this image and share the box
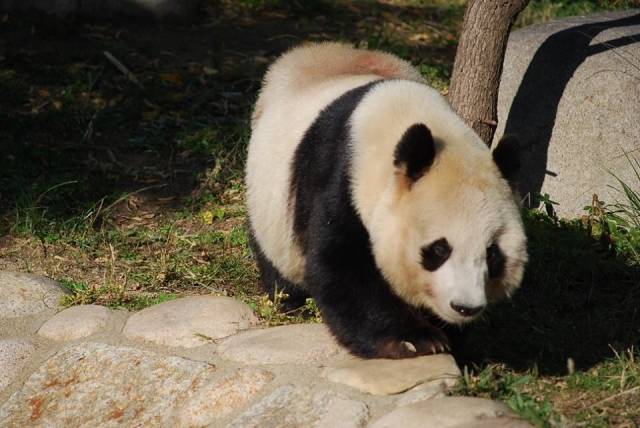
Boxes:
[368,123,527,325]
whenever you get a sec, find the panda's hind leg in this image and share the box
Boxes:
[249,230,309,313]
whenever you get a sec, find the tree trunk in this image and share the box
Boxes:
[448,0,530,146]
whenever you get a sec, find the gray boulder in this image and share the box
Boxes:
[495,9,640,217]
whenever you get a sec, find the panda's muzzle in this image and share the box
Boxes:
[450,302,485,317]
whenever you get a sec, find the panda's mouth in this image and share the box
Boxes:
[416,299,484,325]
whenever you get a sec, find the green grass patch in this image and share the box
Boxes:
[457,349,640,427]
[244,291,323,326]
[61,278,179,311]
[419,63,452,92]
[455,365,560,427]
[456,157,640,424]
[517,0,638,27]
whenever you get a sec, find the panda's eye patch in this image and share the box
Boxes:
[421,238,451,271]
[486,242,506,278]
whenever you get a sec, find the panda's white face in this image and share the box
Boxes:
[347,81,527,326]
[415,185,525,324]
[369,146,527,325]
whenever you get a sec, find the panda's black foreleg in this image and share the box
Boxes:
[303,227,450,359]
[248,228,310,313]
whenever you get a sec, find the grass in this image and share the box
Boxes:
[453,199,640,426]
[516,0,638,28]
[453,165,640,424]
[1,1,638,426]
[599,156,640,261]
[453,155,640,426]
[455,348,640,427]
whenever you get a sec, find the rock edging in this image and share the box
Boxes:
[0,271,533,427]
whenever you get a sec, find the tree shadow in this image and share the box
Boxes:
[451,214,640,375]
[502,12,640,206]
[0,1,458,232]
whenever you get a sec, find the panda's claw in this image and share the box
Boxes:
[401,340,417,354]
[372,325,451,359]
[410,327,451,356]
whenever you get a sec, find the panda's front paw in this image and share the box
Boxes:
[373,327,450,359]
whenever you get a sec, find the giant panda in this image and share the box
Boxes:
[246,42,527,359]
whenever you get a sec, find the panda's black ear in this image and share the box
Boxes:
[492,135,520,188]
[393,123,436,183]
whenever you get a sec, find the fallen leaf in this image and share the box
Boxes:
[159,72,184,85]
[201,210,214,225]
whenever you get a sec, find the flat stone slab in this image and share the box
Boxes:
[370,396,528,428]
[395,381,448,406]
[218,323,344,365]
[0,342,272,427]
[0,271,68,319]
[452,418,534,428]
[171,366,274,426]
[229,384,369,428]
[37,305,112,341]
[0,338,36,392]
[325,354,460,395]
[122,295,258,348]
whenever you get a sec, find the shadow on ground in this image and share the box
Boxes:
[0,0,461,229]
[457,12,640,373]
[452,213,640,375]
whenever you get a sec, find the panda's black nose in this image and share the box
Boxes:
[450,302,485,317]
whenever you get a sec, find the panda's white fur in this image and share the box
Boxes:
[247,42,527,356]
[247,42,425,286]
[349,80,526,323]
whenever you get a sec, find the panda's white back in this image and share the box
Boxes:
[246,43,424,284]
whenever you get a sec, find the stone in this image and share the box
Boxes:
[122,295,258,348]
[370,397,522,428]
[0,342,272,426]
[325,354,460,395]
[172,367,274,426]
[37,305,112,341]
[395,382,447,406]
[451,418,534,428]
[229,384,369,428]
[218,323,344,365]
[0,271,68,319]
[495,9,640,217]
[0,339,35,391]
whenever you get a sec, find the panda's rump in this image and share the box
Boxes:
[252,42,423,127]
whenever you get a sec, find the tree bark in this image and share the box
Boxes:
[448,0,530,146]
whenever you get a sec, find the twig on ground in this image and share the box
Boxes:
[99,184,168,223]
[103,51,143,88]
[587,385,640,409]
[34,181,79,206]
